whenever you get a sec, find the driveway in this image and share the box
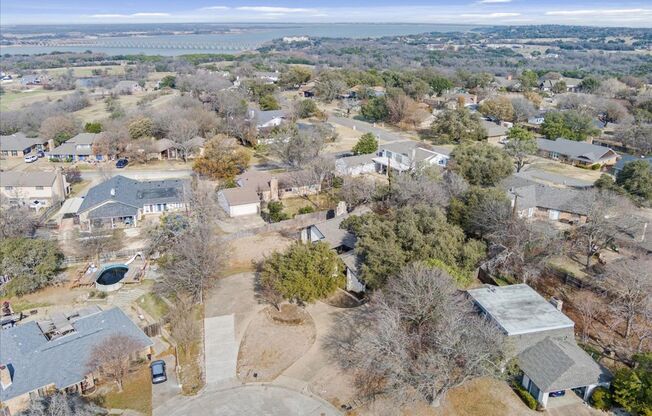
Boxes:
[328,115,410,143]
[204,315,238,385]
[152,354,182,406]
[164,385,341,416]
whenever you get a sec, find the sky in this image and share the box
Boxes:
[1,0,652,27]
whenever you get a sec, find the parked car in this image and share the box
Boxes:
[24,155,38,163]
[36,150,45,158]
[115,159,128,168]
[549,390,566,398]
[150,360,167,384]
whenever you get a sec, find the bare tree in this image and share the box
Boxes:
[339,176,377,210]
[329,263,504,407]
[169,295,201,359]
[87,335,144,392]
[386,165,451,208]
[74,229,124,263]
[167,118,199,162]
[18,392,103,416]
[0,198,37,238]
[604,257,652,339]
[270,125,325,168]
[572,190,638,268]
[573,290,602,343]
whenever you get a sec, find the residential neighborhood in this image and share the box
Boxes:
[0,17,651,416]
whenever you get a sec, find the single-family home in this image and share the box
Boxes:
[19,74,50,86]
[340,85,386,100]
[0,133,49,158]
[47,133,106,162]
[335,153,377,176]
[467,284,611,409]
[112,80,143,95]
[432,92,477,109]
[77,175,188,230]
[373,141,451,174]
[502,176,591,223]
[612,154,652,176]
[248,109,286,130]
[217,187,261,217]
[481,119,510,144]
[152,137,206,160]
[298,81,316,98]
[537,138,619,167]
[539,77,582,93]
[0,306,152,415]
[1,170,69,210]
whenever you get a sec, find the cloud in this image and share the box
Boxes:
[477,0,512,3]
[460,12,520,17]
[236,6,313,13]
[545,8,651,16]
[90,12,170,18]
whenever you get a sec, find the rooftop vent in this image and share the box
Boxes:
[110,188,116,197]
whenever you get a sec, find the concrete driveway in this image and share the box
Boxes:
[204,314,238,385]
[152,355,182,407]
[164,385,341,416]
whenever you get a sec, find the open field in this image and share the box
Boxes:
[42,65,126,77]
[0,88,71,111]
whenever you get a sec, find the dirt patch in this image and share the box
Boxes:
[226,232,293,272]
[434,377,537,416]
[237,305,316,382]
[323,290,366,308]
[267,304,311,325]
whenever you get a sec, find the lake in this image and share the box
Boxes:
[0,23,476,56]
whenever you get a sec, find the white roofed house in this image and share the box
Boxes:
[373,141,451,175]
[0,170,69,210]
[467,284,612,409]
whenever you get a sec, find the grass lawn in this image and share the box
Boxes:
[0,89,70,111]
[281,193,336,217]
[8,300,51,313]
[101,365,152,416]
[69,180,91,197]
[136,292,170,321]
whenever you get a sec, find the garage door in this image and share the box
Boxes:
[230,203,259,217]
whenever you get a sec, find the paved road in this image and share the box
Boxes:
[80,169,193,182]
[327,115,409,143]
[204,315,238,385]
[163,385,341,416]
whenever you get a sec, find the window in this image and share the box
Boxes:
[5,186,12,190]
[11,151,18,156]
[550,151,560,160]
[36,186,44,190]
[548,210,560,220]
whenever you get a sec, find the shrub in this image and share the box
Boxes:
[591,386,612,410]
[590,164,601,170]
[297,206,315,215]
[513,384,538,410]
[265,201,289,223]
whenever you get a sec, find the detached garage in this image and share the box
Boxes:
[218,187,260,217]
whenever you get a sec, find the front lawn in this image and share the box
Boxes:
[101,364,152,415]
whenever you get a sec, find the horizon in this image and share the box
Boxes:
[2,1,652,28]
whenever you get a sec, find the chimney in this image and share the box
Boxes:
[550,297,563,311]
[110,188,116,197]
[269,178,279,201]
[507,74,513,81]
[0,365,12,390]
[336,201,347,217]
[47,138,55,152]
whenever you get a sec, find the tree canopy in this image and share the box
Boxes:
[0,238,63,296]
[451,142,514,186]
[352,132,378,155]
[616,160,652,203]
[427,108,487,144]
[541,110,600,141]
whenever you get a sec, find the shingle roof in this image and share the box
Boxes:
[1,171,56,187]
[481,119,509,137]
[339,251,360,274]
[537,138,618,164]
[48,133,100,156]
[78,175,188,216]
[518,337,611,392]
[0,307,152,401]
[87,202,140,219]
[251,109,285,126]
[501,176,593,216]
[0,133,47,152]
[219,187,261,206]
[236,171,272,192]
[311,215,357,250]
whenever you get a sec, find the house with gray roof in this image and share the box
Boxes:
[0,133,49,158]
[537,138,619,167]
[247,109,286,130]
[1,170,69,209]
[374,141,451,174]
[152,137,206,160]
[501,176,592,223]
[47,133,106,162]
[217,187,261,217]
[467,284,611,408]
[77,175,189,230]
[335,153,376,176]
[0,307,152,414]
